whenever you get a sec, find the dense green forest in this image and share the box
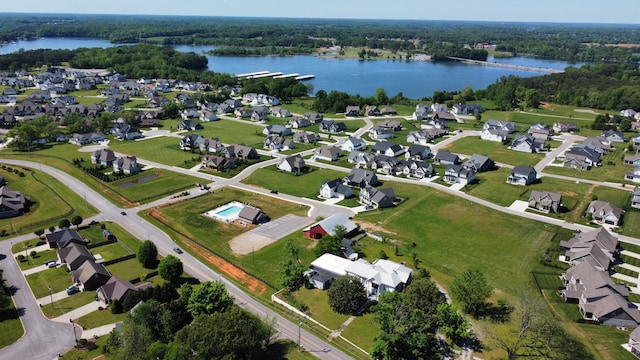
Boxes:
[1,14,639,62]
[485,63,640,110]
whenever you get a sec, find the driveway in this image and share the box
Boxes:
[229,214,313,255]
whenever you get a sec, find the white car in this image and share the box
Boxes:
[45,260,58,268]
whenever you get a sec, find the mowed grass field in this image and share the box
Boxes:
[444,136,544,167]
[544,146,636,184]
[242,166,349,198]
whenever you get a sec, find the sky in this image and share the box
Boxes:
[2,0,638,24]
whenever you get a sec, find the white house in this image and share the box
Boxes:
[341,137,367,152]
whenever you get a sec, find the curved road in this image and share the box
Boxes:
[0,160,354,360]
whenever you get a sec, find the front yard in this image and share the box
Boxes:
[444,136,544,167]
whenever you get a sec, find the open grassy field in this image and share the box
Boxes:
[242,166,349,199]
[198,120,267,147]
[292,288,350,330]
[622,210,640,238]
[0,165,97,235]
[443,136,544,167]
[107,136,200,167]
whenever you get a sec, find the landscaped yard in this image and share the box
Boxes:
[543,146,634,184]
[41,290,96,318]
[444,136,544,167]
[26,266,74,299]
[16,249,57,271]
[339,312,378,353]
[242,166,350,199]
[291,288,350,330]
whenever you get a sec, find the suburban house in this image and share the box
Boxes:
[359,186,397,209]
[344,168,378,188]
[199,110,218,122]
[58,242,95,271]
[289,117,312,128]
[528,124,551,140]
[633,136,640,147]
[434,150,460,165]
[365,105,380,116]
[413,104,431,120]
[199,138,225,153]
[586,200,622,226]
[632,187,640,209]
[345,106,361,117]
[451,103,482,115]
[0,186,31,219]
[72,260,111,291]
[629,327,640,357]
[402,160,436,179]
[177,119,203,131]
[369,126,395,141]
[319,179,354,200]
[431,103,448,113]
[602,129,625,143]
[376,120,402,131]
[45,228,86,249]
[511,134,544,153]
[507,166,538,186]
[422,118,448,130]
[626,167,640,183]
[263,135,295,151]
[179,134,205,151]
[201,154,236,170]
[302,213,358,240]
[624,154,640,167]
[91,149,116,166]
[432,111,457,121]
[380,107,397,115]
[111,123,141,140]
[96,276,147,305]
[443,165,476,185]
[293,131,320,144]
[407,128,447,145]
[621,109,638,118]
[308,253,413,300]
[371,155,403,175]
[581,137,612,153]
[277,155,308,173]
[238,205,268,224]
[270,106,292,118]
[483,120,516,134]
[348,151,376,168]
[462,154,495,173]
[113,156,141,175]
[404,144,431,160]
[223,144,259,160]
[341,137,367,152]
[560,261,640,328]
[371,141,406,157]
[320,120,347,133]
[481,128,510,143]
[560,227,619,271]
[313,145,343,161]
[262,124,292,136]
[303,112,324,123]
[553,122,579,133]
[528,190,562,213]
[563,147,601,170]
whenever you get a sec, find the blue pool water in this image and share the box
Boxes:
[216,205,242,217]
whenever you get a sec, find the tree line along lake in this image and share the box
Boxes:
[0,38,583,99]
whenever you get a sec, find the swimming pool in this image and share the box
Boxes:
[203,201,245,222]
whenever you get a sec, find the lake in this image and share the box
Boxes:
[0,38,583,99]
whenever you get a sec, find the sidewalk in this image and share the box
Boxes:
[36,289,69,305]
[81,323,118,339]
[51,301,103,323]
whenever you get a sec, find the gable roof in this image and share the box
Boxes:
[46,228,84,248]
[96,275,137,302]
[303,213,357,236]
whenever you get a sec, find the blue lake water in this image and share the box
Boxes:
[1,38,583,99]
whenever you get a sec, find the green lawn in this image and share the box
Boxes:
[622,210,640,239]
[199,120,266,148]
[444,136,544,167]
[0,278,23,349]
[543,147,633,184]
[107,136,201,167]
[0,165,96,235]
[339,312,379,353]
[106,258,161,284]
[90,242,131,262]
[16,249,57,271]
[76,310,127,330]
[59,335,109,360]
[41,291,96,318]
[291,288,350,330]
[199,155,269,178]
[26,266,74,299]
[242,166,349,199]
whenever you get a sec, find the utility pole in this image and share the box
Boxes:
[49,287,53,309]
[298,320,302,352]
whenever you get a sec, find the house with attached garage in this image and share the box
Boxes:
[626,167,640,183]
[632,187,640,209]
[511,134,544,153]
[277,155,307,173]
[320,120,347,133]
[359,186,397,209]
[199,138,225,153]
[344,168,378,188]
[371,141,406,157]
[293,131,319,144]
[91,149,116,166]
[113,156,141,175]
[304,112,324,123]
[376,120,402,131]
[199,110,218,122]
[270,106,292,118]
[452,103,482,115]
[413,104,431,120]
[345,106,361,117]
[462,154,495,173]
[422,118,448,130]
[629,327,640,357]
[319,178,354,200]
[365,105,380,116]
[262,124,292,136]
[341,137,367,152]
[444,165,476,185]
[402,160,435,179]
[407,128,447,145]
[371,155,403,175]
[58,242,94,271]
[111,123,141,140]
[72,260,111,291]
[45,228,86,249]
[507,166,537,186]
[553,122,579,133]
[528,190,562,213]
[624,154,640,167]
[313,145,342,161]
[178,119,203,131]
[405,144,431,160]
[179,134,205,151]
[380,107,397,115]
[223,144,259,160]
[0,186,31,219]
[369,126,395,141]
[201,154,236,170]
[563,147,601,170]
[348,151,376,168]
[483,120,516,134]
[602,129,625,143]
[263,135,295,151]
[481,128,510,143]
[303,213,359,240]
[289,117,312,129]
[97,276,149,305]
[434,150,460,165]
[586,200,622,226]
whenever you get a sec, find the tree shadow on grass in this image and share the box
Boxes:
[0,307,24,321]
[482,300,514,323]
[180,276,200,285]
[262,339,297,359]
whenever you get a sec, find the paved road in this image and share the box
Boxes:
[0,160,354,360]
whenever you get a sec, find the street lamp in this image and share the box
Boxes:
[72,321,78,348]
[49,287,53,309]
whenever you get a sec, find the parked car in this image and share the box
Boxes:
[120,211,127,215]
[173,247,183,254]
[35,240,46,246]
[45,260,58,268]
[270,189,278,194]
[66,285,80,295]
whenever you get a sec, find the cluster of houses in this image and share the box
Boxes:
[559,228,640,328]
[302,213,413,300]
[560,130,625,171]
[0,178,31,218]
[412,103,481,122]
[91,149,142,175]
[45,227,150,305]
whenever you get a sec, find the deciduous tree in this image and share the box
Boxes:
[138,240,158,269]
[158,255,183,285]
[187,281,234,317]
[450,269,492,317]
[327,275,367,315]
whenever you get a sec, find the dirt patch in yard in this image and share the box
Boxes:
[356,220,396,235]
